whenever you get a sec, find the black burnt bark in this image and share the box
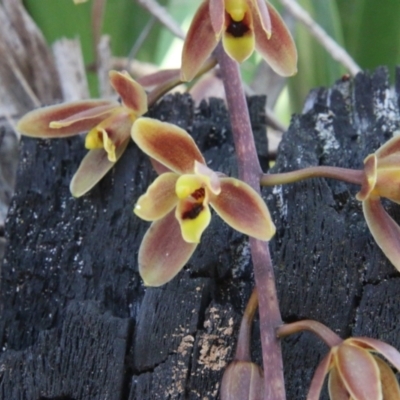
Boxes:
[1,67,400,399]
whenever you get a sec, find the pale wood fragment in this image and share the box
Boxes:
[52,38,90,102]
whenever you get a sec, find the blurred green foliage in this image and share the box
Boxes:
[23,0,400,114]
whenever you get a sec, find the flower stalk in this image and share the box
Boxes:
[277,320,343,348]
[260,166,364,187]
[216,43,286,400]
[220,289,265,400]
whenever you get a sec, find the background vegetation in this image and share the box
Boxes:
[22,0,400,123]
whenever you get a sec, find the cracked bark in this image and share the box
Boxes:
[1,68,400,399]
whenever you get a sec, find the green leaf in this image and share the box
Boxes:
[349,0,400,75]
[288,0,346,112]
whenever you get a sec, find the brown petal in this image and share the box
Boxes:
[210,177,275,240]
[336,343,382,400]
[220,361,264,400]
[373,356,400,400]
[131,118,205,174]
[349,337,400,372]
[328,367,350,400]
[137,69,181,88]
[374,154,400,203]
[209,0,224,35]
[375,135,400,159]
[253,1,297,77]
[17,100,117,138]
[138,210,197,286]
[362,196,400,272]
[134,172,179,221]
[69,139,129,197]
[356,154,377,201]
[251,0,271,37]
[150,158,172,175]
[307,352,332,400]
[109,70,148,115]
[181,0,219,82]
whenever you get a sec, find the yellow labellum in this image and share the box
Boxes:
[223,32,255,63]
[178,205,211,243]
[85,128,103,149]
[175,175,204,200]
[225,0,248,21]
[85,128,116,162]
[101,130,117,162]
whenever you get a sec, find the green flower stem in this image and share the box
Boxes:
[261,166,364,187]
[277,320,343,348]
[235,288,258,362]
[217,44,286,400]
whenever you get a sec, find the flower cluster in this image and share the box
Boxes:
[132,118,275,286]
[17,71,147,197]
[181,0,297,81]
[357,135,400,272]
[308,337,400,400]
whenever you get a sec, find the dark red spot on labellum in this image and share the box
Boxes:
[191,187,205,200]
[226,19,249,38]
[182,204,203,220]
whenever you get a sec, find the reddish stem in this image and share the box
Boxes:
[217,45,286,400]
[261,166,364,187]
[235,288,258,362]
[277,320,343,348]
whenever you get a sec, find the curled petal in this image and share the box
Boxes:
[375,134,400,159]
[17,100,117,138]
[336,343,382,400]
[176,200,211,243]
[307,352,332,400]
[210,178,275,241]
[349,337,400,372]
[252,0,271,37]
[181,0,219,82]
[209,0,224,35]
[85,109,134,162]
[49,103,119,130]
[194,160,221,195]
[373,356,400,400]
[356,154,377,201]
[69,139,129,197]
[254,1,297,77]
[362,196,400,272]
[138,210,197,286]
[134,173,179,221]
[109,70,148,116]
[328,367,350,400]
[374,155,400,204]
[132,118,205,174]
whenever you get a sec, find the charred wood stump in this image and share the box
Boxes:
[1,67,400,399]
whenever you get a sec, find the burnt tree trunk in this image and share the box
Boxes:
[1,67,400,400]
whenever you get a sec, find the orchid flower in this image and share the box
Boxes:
[356,135,400,272]
[17,71,147,197]
[131,117,275,286]
[181,0,297,81]
[308,337,400,400]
